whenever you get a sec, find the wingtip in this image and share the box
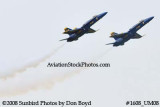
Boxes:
[96,29,100,32]
[142,34,146,37]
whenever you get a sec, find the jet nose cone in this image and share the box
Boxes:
[144,16,154,23]
[98,12,108,19]
[148,16,154,21]
[150,16,154,20]
[102,12,108,16]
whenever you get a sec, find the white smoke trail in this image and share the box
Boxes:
[93,47,113,61]
[0,43,66,80]
[0,70,78,97]
[0,47,113,97]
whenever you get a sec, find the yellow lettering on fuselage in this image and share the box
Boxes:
[124,34,128,38]
[90,21,94,25]
[78,30,82,34]
[136,26,141,29]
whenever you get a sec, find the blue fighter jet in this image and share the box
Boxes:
[106,16,154,47]
[60,12,107,42]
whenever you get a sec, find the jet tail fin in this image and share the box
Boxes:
[63,27,73,35]
[64,27,72,32]
[110,32,120,40]
[63,27,81,37]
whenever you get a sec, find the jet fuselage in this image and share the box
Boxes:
[61,12,107,42]
[109,16,154,46]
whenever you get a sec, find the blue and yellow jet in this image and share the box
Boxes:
[60,12,107,42]
[107,16,154,47]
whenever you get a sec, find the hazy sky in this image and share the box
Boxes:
[0,0,160,107]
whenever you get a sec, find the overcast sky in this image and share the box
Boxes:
[0,0,160,107]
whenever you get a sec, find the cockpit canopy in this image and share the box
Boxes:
[139,19,144,23]
[93,15,97,18]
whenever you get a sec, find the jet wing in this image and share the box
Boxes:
[131,33,143,39]
[86,28,97,33]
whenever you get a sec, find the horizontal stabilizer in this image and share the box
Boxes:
[106,43,114,45]
[59,38,68,41]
